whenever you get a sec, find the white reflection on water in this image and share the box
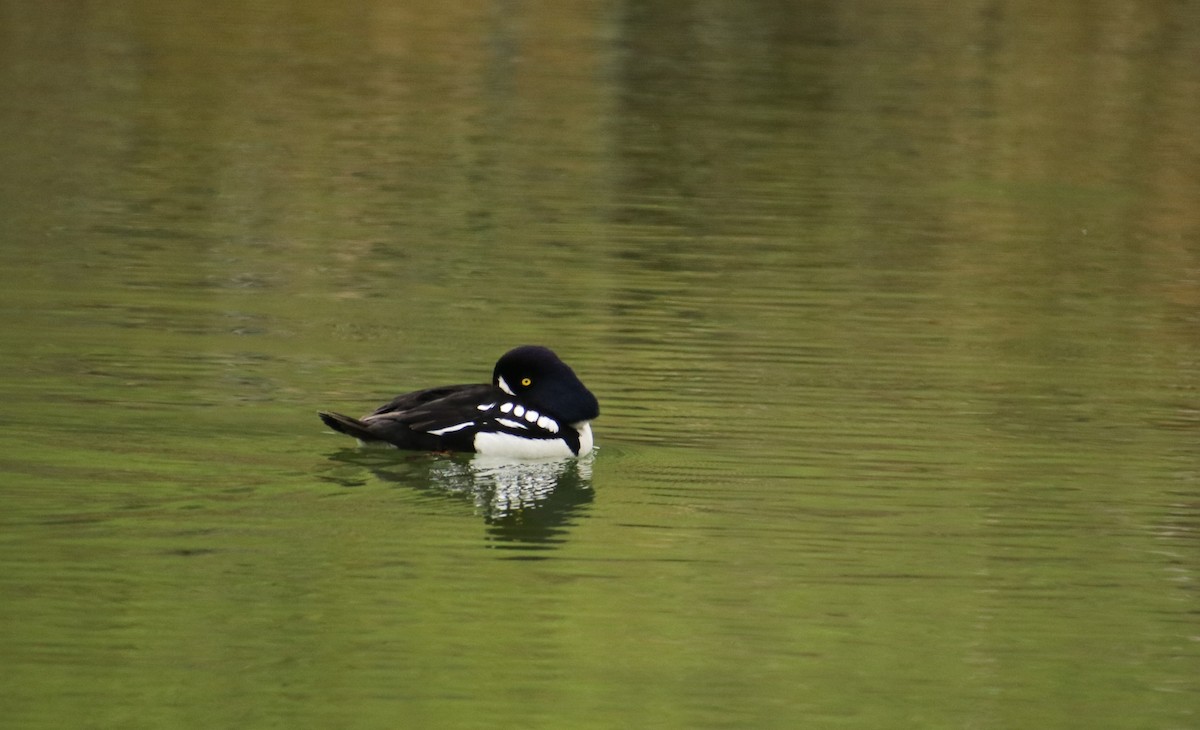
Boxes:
[321,449,595,552]
[428,453,594,519]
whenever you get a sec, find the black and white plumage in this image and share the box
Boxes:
[318,346,599,458]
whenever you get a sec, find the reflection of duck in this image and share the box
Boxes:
[319,346,599,458]
[321,450,594,550]
[433,455,595,551]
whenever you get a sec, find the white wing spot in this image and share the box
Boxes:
[428,421,474,436]
[476,403,495,411]
[513,405,526,418]
[497,418,527,430]
[537,416,559,433]
[524,409,539,423]
[500,402,514,413]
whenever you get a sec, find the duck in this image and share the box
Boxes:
[318,345,599,458]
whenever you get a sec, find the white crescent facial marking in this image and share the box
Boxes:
[427,421,474,436]
[497,376,515,396]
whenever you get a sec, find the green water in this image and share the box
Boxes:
[2,2,1199,728]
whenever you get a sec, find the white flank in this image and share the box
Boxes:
[427,421,474,436]
[472,420,594,459]
[497,376,515,396]
[474,431,575,459]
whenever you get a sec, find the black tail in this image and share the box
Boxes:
[318,411,378,442]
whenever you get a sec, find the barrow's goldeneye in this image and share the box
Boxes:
[318,345,599,458]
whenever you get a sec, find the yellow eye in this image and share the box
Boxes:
[521,377,532,387]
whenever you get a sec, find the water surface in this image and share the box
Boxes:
[1,2,1199,728]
